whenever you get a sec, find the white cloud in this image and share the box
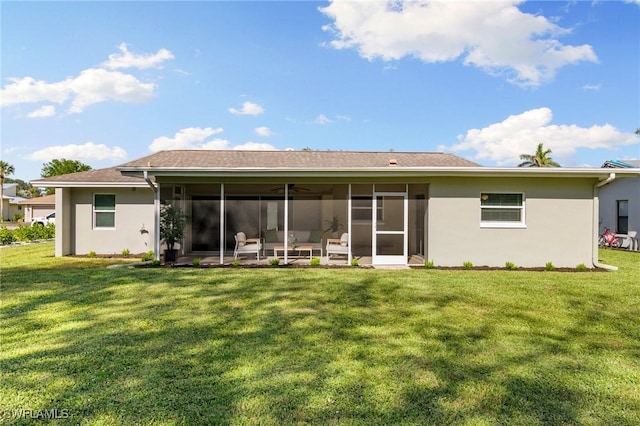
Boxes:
[1,44,168,114]
[149,127,225,152]
[102,43,174,70]
[624,0,640,5]
[320,0,598,87]
[228,101,264,115]
[315,114,332,125]
[254,126,274,137]
[582,84,601,91]
[149,127,278,152]
[439,107,639,165]
[233,142,277,151]
[1,76,70,106]
[26,142,128,162]
[27,105,56,118]
[67,68,156,113]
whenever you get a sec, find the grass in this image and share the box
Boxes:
[1,243,639,425]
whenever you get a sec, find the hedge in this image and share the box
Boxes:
[0,224,55,245]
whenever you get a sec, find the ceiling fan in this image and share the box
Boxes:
[270,183,310,193]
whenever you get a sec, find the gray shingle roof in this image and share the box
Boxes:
[32,166,147,184]
[118,150,481,169]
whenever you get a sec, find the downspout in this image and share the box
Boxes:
[593,173,617,271]
[143,171,160,261]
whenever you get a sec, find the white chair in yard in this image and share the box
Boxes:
[233,232,262,260]
[326,232,350,261]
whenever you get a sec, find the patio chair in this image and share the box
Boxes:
[233,232,262,260]
[326,232,350,261]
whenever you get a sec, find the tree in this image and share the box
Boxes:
[0,160,16,221]
[518,143,560,167]
[41,159,92,195]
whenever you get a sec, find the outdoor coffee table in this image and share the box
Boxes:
[273,245,313,259]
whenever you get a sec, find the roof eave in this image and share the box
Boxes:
[118,166,640,179]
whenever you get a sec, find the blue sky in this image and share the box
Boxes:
[2,0,639,181]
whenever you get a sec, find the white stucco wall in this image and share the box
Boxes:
[70,187,155,255]
[428,177,595,268]
[599,176,639,236]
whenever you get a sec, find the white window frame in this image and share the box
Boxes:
[93,193,116,229]
[480,192,526,229]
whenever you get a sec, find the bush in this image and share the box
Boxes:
[141,251,154,262]
[87,251,97,258]
[192,257,201,267]
[463,261,473,270]
[576,263,588,271]
[269,258,280,266]
[151,259,162,267]
[231,259,240,267]
[545,262,554,271]
[12,223,54,242]
[350,258,359,267]
[122,248,131,257]
[310,257,321,266]
[0,227,16,245]
[505,261,517,270]
[424,260,434,269]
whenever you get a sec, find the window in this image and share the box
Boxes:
[617,200,629,234]
[94,194,115,228]
[480,193,525,228]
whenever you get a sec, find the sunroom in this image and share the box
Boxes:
[159,182,429,266]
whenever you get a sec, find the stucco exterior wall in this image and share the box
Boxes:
[428,177,595,268]
[599,176,639,236]
[69,187,155,255]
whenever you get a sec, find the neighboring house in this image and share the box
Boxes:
[1,183,27,221]
[17,194,56,223]
[600,159,640,250]
[31,150,640,268]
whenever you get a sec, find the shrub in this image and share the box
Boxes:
[350,258,359,267]
[505,261,517,270]
[576,263,588,271]
[463,261,473,270]
[87,251,97,258]
[270,258,280,266]
[310,257,321,266]
[12,224,54,242]
[13,213,24,222]
[122,248,131,257]
[231,259,240,267]
[0,227,16,245]
[192,257,201,267]
[424,260,434,269]
[141,251,154,262]
[151,259,161,267]
[545,262,554,271]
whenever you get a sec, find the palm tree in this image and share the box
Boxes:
[0,160,16,222]
[518,143,560,167]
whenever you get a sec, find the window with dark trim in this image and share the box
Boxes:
[94,194,116,228]
[480,193,525,227]
[617,200,629,234]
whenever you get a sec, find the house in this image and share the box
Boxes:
[600,159,640,250]
[31,150,640,268]
[17,194,56,223]
[1,183,27,221]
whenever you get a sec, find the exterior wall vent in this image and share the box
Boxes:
[389,159,398,166]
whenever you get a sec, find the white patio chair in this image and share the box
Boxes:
[233,232,262,260]
[326,232,350,261]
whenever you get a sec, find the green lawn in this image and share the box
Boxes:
[1,243,639,425]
